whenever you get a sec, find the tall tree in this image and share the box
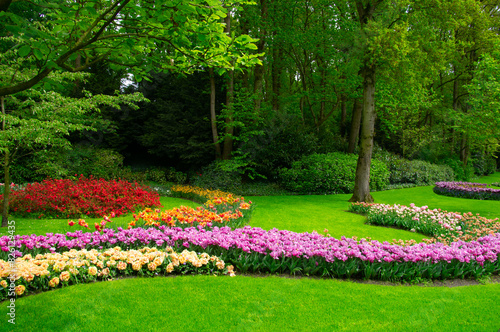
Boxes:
[0,0,261,226]
[0,0,260,98]
[349,0,479,202]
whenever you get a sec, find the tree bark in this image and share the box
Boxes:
[340,95,347,137]
[349,68,376,203]
[209,68,222,159]
[350,0,380,203]
[1,96,10,227]
[253,0,267,113]
[222,13,234,160]
[271,34,282,111]
[222,69,234,160]
[1,152,10,228]
[347,98,362,153]
[460,133,469,166]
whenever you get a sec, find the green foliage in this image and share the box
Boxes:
[279,152,389,194]
[218,87,264,146]
[442,158,475,181]
[471,152,497,176]
[0,0,261,98]
[373,150,455,185]
[143,167,187,185]
[192,160,243,192]
[0,156,37,184]
[136,72,215,171]
[464,45,500,157]
[30,146,124,181]
[238,111,318,179]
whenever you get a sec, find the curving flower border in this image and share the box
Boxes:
[0,246,234,300]
[434,181,500,201]
[2,223,499,283]
[1,186,499,291]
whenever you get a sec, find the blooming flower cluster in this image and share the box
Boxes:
[129,205,249,230]
[0,246,234,300]
[170,185,239,204]
[349,202,500,245]
[2,175,161,218]
[148,185,254,229]
[434,181,500,201]
[2,224,499,282]
[68,215,115,233]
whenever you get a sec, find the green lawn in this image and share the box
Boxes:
[3,276,499,332]
[1,174,500,331]
[0,197,201,237]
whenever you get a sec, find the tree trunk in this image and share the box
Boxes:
[349,68,376,203]
[253,0,267,113]
[347,98,362,153]
[1,96,9,227]
[222,68,234,160]
[452,70,460,156]
[253,63,264,114]
[1,152,10,228]
[340,95,347,137]
[460,133,469,166]
[271,35,282,111]
[209,68,222,159]
[222,13,234,160]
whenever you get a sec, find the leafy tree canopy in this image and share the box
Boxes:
[0,0,261,97]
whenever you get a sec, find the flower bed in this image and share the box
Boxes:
[1,176,161,218]
[349,202,500,245]
[433,181,500,200]
[62,185,253,234]
[0,246,234,300]
[157,185,253,229]
[129,204,251,230]
[2,225,499,283]
[2,185,500,296]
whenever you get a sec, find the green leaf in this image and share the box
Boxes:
[18,45,32,57]
[33,49,44,60]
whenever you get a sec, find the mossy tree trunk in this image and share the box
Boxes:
[349,67,376,203]
[347,98,362,153]
[1,96,10,227]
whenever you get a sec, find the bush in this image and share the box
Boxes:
[373,149,455,185]
[441,158,474,181]
[192,160,243,192]
[32,146,124,181]
[2,176,161,218]
[471,152,497,176]
[238,111,318,180]
[388,159,455,185]
[279,152,389,194]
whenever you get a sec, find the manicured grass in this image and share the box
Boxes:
[2,275,499,331]
[247,194,428,243]
[0,197,200,237]
[1,173,500,331]
[478,172,500,185]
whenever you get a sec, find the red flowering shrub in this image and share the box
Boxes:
[1,176,161,218]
